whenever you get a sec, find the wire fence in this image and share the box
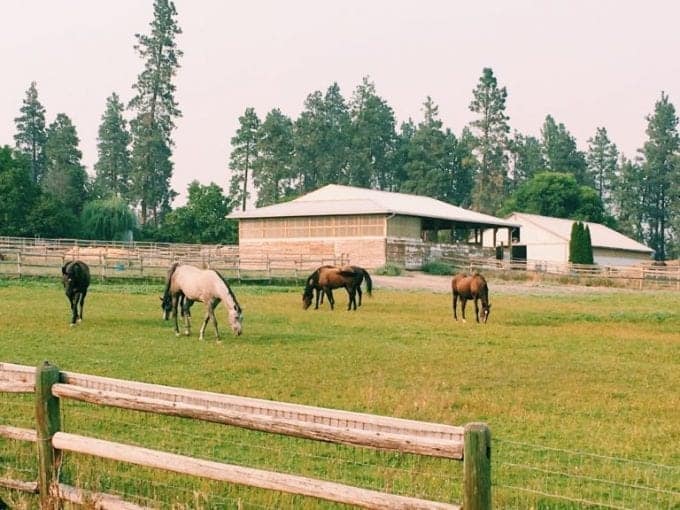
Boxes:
[2,390,678,509]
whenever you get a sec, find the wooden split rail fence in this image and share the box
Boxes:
[0,362,492,509]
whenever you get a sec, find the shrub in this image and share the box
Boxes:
[374,263,403,276]
[421,260,454,275]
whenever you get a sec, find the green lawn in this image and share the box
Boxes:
[1,279,678,508]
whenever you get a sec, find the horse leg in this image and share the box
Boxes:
[461,298,468,323]
[210,302,220,340]
[327,288,335,310]
[356,285,362,307]
[199,304,213,340]
[474,297,480,323]
[69,293,78,326]
[171,294,181,336]
[314,288,321,309]
[78,290,87,322]
[452,293,458,321]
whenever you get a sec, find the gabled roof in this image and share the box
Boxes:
[229,185,519,228]
[509,212,653,253]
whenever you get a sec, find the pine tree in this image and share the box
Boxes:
[347,77,397,189]
[569,221,580,263]
[293,83,351,193]
[586,127,619,213]
[468,67,510,214]
[541,115,589,185]
[252,108,295,207]
[14,81,47,184]
[128,0,182,225]
[43,113,88,215]
[94,93,131,199]
[613,156,645,242]
[507,132,545,192]
[639,92,679,260]
[583,224,594,264]
[229,107,260,211]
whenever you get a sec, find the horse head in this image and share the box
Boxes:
[302,279,315,309]
[481,303,491,323]
[160,294,173,320]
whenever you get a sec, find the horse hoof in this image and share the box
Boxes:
[70,323,75,328]
[462,319,467,323]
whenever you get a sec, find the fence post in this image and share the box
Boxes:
[35,361,62,509]
[463,422,491,510]
[17,252,22,279]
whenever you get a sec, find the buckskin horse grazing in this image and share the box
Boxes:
[451,272,491,323]
[62,260,90,326]
[162,263,243,339]
[302,265,372,311]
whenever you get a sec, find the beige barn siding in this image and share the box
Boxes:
[386,215,421,239]
[240,215,386,240]
[593,248,652,267]
[238,215,388,268]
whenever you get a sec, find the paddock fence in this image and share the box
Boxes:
[436,253,680,291]
[0,237,349,283]
[0,361,491,509]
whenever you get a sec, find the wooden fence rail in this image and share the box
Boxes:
[0,361,492,509]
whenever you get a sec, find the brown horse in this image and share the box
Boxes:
[302,265,372,311]
[451,272,491,323]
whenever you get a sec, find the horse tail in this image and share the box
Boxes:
[362,268,373,296]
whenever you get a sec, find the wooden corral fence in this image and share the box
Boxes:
[438,254,680,290]
[0,361,492,510]
[0,237,349,282]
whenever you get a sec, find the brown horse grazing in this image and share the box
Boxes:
[451,272,491,323]
[302,265,372,311]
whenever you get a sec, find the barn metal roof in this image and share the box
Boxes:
[509,212,653,253]
[229,185,519,228]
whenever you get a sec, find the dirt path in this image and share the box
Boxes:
[371,271,638,296]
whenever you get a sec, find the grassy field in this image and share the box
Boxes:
[0,278,679,509]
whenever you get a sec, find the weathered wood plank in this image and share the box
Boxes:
[52,384,463,459]
[58,371,463,440]
[58,483,151,510]
[0,425,37,442]
[0,477,38,493]
[0,381,34,393]
[53,432,461,510]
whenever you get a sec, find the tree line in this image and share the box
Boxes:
[1,0,678,259]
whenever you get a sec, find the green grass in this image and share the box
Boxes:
[1,279,679,508]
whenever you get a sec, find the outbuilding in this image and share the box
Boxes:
[503,212,653,266]
[228,184,519,269]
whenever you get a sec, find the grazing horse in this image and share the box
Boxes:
[451,272,491,323]
[162,263,243,339]
[302,265,372,311]
[62,260,90,326]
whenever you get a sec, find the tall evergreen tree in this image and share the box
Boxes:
[94,92,132,199]
[507,132,545,192]
[252,108,295,207]
[468,67,510,214]
[42,113,88,215]
[401,97,471,205]
[390,119,416,192]
[613,156,645,242]
[639,92,680,260]
[541,115,589,185]
[294,83,351,193]
[347,77,397,189]
[0,146,38,236]
[586,127,618,213]
[14,81,47,184]
[229,107,260,211]
[128,0,182,225]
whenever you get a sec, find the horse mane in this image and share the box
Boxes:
[214,269,242,314]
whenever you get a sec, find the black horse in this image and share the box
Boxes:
[62,260,90,326]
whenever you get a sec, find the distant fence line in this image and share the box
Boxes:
[0,237,348,282]
[0,361,491,509]
[439,254,680,291]
[1,236,679,289]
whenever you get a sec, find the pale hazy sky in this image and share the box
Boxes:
[2,1,679,205]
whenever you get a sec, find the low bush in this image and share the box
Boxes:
[374,263,404,276]
[421,260,454,275]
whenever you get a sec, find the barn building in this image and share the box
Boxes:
[228,184,519,269]
[502,212,653,266]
